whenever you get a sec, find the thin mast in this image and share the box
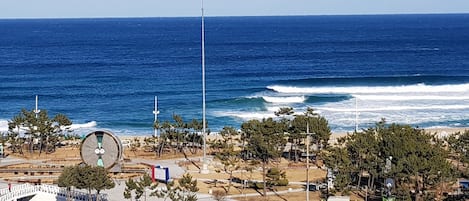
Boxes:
[201,0,209,174]
[34,95,40,118]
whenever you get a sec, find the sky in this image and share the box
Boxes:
[1,0,469,19]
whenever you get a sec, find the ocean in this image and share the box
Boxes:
[1,14,468,136]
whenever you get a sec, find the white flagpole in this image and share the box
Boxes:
[200,0,209,174]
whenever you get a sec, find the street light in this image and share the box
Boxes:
[153,96,159,138]
[34,95,40,118]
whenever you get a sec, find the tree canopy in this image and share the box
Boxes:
[124,173,157,200]
[58,164,114,201]
[7,108,72,154]
[323,121,454,199]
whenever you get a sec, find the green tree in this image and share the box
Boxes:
[172,114,187,153]
[7,109,72,154]
[241,118,287,196]
[58,166,78,201]
[275,107,298,162]
[288,107,331,164]
[155,114,208,157]
[130,137,141,155]
[274,107,294,117]
[344,127,380,191]
[154,173,199,201]
[188,119,204,154]
[58,164,114,201]
[446,130,469,171]
[214,126,241,193]
[156,120,172,157]
[124,178,137,200]
[323,145,353,192]
[124,173,157,201]
[323,122,454,198]
[266,167,289,188]
[91,166,115,200]
[7,115,25,154]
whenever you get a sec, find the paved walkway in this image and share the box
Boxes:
[0,155,306,201]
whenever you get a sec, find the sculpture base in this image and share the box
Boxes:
[200,163,209,174]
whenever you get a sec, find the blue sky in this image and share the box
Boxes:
[1,0,469,19]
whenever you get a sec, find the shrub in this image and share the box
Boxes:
[212,190,227,201]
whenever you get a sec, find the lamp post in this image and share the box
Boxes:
[32,95,40,154]
[34,95,40,118]
[153,96,159,138]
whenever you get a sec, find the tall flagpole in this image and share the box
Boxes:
[200,0,209,174]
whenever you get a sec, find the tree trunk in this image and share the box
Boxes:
[39,138,42,155]
[358,172,362,190]
[262,161,267,196]
[415,173,420,201]
[29,135,33,153]
[66,187,72,201]
[228,171,233,193]
[158,141,165,157]
[294,139,298,162]
[357,158,362,188]
[88,188,92,201]
[96,190,101,201]
[367,176,371,191]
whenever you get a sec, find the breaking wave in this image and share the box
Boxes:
[267,83,469,94]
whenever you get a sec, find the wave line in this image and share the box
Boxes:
[268,83,469,94]
[354,95,469,101]
[318,105,469,112]
[262,96,305,103]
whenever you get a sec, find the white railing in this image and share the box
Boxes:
[0,183,107,201]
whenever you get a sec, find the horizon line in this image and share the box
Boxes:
[1,12,469,20]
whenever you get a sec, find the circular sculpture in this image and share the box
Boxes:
[80,130,123,169]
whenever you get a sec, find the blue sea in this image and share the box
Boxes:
[1,14,469,136]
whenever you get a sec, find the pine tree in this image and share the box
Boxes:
[241,118,287,196]
[215,126,241,193]
[154,173,199,201]
[58,165,114,201]
[124,173,157,200]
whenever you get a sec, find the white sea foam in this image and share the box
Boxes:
[0,119,8,132]
[212,111,276,120]
[267,106,282,112]
[262,96,305,103]
[267,83,469,94]
[354,95,469,101]
[66,121,97,130]
[318,105,469,112]
[0,119,98,132]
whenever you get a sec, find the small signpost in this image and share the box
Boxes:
[152,165,170,183]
